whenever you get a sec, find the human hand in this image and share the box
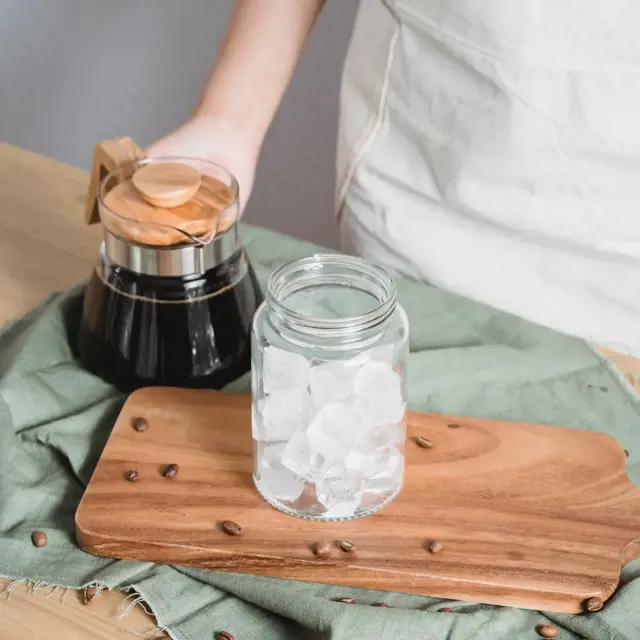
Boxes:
[145,115,260,215]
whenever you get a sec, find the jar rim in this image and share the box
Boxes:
[266,254,397,336]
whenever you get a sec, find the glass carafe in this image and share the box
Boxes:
[77,156,263,392]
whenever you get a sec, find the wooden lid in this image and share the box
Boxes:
[103,173,236,246]
[86,138,237,246]
[132,161,202,208]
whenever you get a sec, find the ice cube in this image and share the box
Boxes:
[257,461,305,502]
[316,461,363,512]
[306,401,364,461]
[263,346,310,393]
[352,422,405,454]
[354,361,405,428]
[360,447,403,496]
[347,343,396,368]
[255,440,288,464]
[323,499,361,519]
[309,360,357,407]
[259,390,313,441]
[345,438,403,481]
[251,403,263,440]
[344,449,369,473]
[281,430,322,481]
[367,447,403,480]
[361,476,399,496]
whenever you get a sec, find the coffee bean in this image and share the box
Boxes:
[625,449,630,458]
[220,520,242,536]
[216,632,235,640]
[339,540,356,552]
[583,596,604,612]
[373,601,389,607]
[335,597,355,604]
[125,470,139,482]
[31,531,47,548]
[131,417,148,432]
[313,541,331,558]
[83,585,98,605]
[438,607,453,613]
[447,423,461,429]
[161,463,179,478]
[537,624,559,638]
[427,540,443,554]
[415,436,434,449]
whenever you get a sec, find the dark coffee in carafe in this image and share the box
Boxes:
[78,246,261,391]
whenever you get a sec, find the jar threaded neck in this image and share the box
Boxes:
[265,254,396,338]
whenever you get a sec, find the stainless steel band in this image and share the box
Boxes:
[103,227,239,277]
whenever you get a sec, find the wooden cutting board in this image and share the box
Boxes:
[75,388,640,614]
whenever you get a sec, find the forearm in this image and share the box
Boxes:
[194,0,326,148]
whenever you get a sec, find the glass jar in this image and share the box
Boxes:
[251,254,409,521]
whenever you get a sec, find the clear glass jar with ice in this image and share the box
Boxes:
[251,254,409,521]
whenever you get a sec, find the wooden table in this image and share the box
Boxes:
[0,142,637,638]
[0,142,165,639]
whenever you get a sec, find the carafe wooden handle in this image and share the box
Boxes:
[85,137,145,225]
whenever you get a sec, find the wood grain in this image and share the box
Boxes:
[85,137,144,225]
[76,387,640,614]
[0,579,168,640]
[0,142,103,325]
[132,161,202,207]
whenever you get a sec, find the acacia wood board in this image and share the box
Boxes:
[75,387,640,614]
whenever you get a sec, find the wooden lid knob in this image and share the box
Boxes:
[132,161,202,208]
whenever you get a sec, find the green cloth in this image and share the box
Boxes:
[1,224,639,640]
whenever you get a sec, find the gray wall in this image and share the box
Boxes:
[0,0,360,249]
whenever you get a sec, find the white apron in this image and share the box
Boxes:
[336,0,640,356]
